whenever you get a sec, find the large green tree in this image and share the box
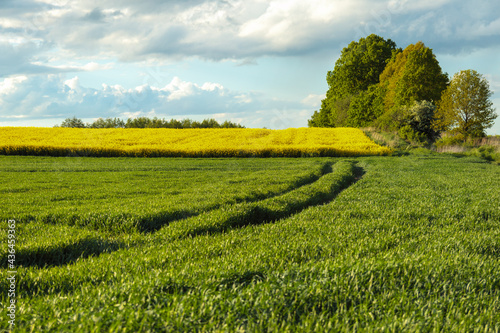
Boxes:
[345,84,386,127]
[309,34,398,127]
[434,69,497,138]
[376,42,448,130]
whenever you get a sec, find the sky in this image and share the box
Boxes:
[0,0,499,134]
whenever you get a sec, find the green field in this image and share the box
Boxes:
[1,152,500,332]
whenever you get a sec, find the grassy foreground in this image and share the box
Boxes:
[1,152,500,332]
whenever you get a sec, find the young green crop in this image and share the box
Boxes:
[1,152,499,332]
[155,160,359,241]
[0,156,330,234]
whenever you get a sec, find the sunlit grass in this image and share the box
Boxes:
[1,152,499,331]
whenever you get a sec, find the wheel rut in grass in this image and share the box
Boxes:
[161,161,365,240]
[26,161,333,234]
[137,161,333,233]
[7,162,334,276]
[14,162,362,297]
[2,237,125,269]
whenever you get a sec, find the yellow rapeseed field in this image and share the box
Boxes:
[0,127,391,157]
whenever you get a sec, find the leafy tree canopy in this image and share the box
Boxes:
[327,34,398,99]
[434,69,497,138]
[309,36,496,141]
[346,85,386,128]
[379,41,448,111]
[58,116,86,128]
[88,117,125,128]
[310,34,397,127]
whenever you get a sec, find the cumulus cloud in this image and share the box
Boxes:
[0,74,309,128]
[301,94,325,108]
[485,74,500,93]
[2,0,498,65]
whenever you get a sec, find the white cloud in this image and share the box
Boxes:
[0,76,28,95]
[239,0,355,41]
[459,17,500,40]
[160,77,225,101]
[162,77,196,101]
[0,74,308,128]
[81,62,114,71]
[64,76,79,90]
[201,82,224,92]
[235,94,253,104]
[301,93,325,108]
[484,74,500,93]
[2,0,500,64]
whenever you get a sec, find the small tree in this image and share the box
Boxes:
[200,119,220,128]
[169,119,183,128]
[220,120,244,128]
[125,117,151,128]
[400,100,439,143]
[89,117,125,128]
[180,119,192,128]
[435,69,497,138]
[60,116,86,128]
[149,117,165,128]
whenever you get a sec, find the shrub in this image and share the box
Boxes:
[398,125,425,144]
[434,135,465,148]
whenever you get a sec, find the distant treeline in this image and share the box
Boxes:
[55,116,245,129]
